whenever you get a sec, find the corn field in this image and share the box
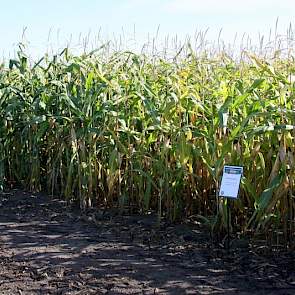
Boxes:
[0,44,294,244]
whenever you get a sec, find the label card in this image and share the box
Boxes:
[219,166,243,199]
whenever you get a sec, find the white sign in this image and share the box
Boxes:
[219,166,243,199]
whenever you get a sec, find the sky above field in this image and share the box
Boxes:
[0,0,294,59]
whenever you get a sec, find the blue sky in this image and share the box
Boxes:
[0,0,294,58]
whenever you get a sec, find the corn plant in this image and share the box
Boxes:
[0,43,294,244]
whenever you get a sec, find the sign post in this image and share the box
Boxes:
[219,165,243,253]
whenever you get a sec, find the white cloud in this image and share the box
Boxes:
[165,0,294,15]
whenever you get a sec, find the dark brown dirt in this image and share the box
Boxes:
[0,190,294,294]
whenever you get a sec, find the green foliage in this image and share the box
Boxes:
[0,46,294,240]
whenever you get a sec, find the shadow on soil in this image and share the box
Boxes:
[0,190,294,294]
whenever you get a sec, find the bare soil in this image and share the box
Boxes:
[0,190,294,294]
